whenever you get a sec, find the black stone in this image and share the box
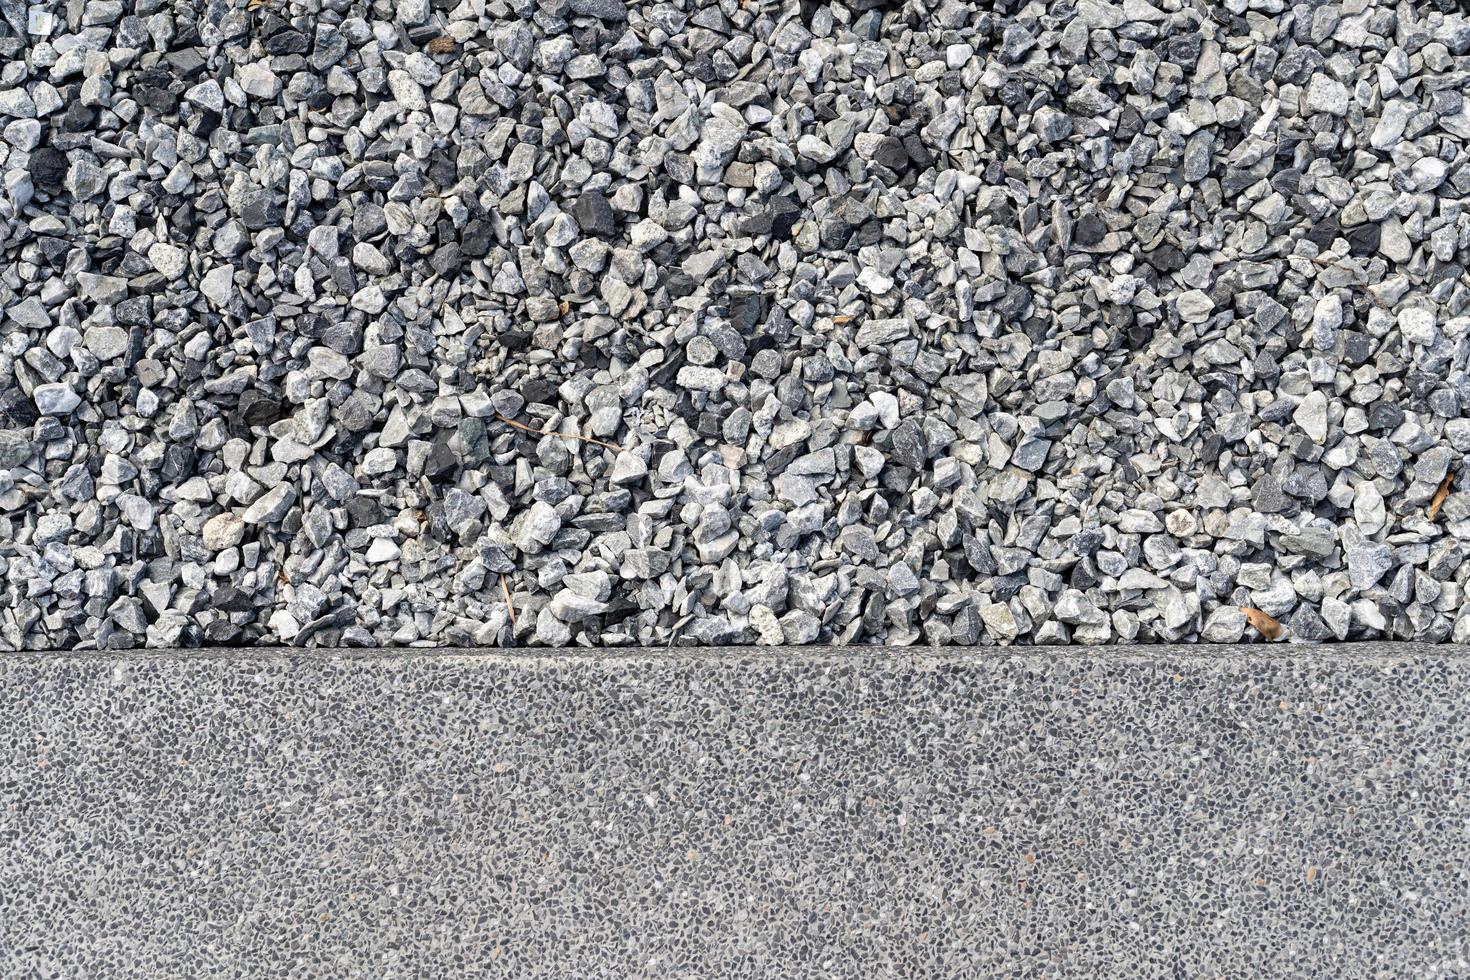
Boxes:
[1200,433,1223,463]
[203,620,242,644]
[346,496,385,527]
[1251,474,1290,514]
[499,330,531,352]
[321,321,363,355]
[1221,167,1258,198]
[736,207,774,236]
[430,244,462,277]
[191,108,223,139]
[1258,397,1296,424]
[996,284,1032,319]
[211,585,256,613]
[424,433,458,482]
[1305,217,1339,249]
[1068,528,1105,556]
[0,386,39,427]
[662,269,697,298]
[728,292,765,334]
[1342,331,1373,365]
[768,195,801,240]
[1269,168,1301,196]
[520,377,558,406]
[133,70,180,112]
[35,235,69,266]
[240,193,284,231]
[361,161,397,191]
[161,444,195,481]
[571,191,616,237]
[1169,32,1202,67]
[1284,466,1329,502]
[889,418,927,470]
[353,203,388,240]
[236,390,288,427]
[1347,223,1380,256]
[1114,105,1144,141]
[264,26,310,55]
[30,147,68,190]
[427,150,457,190]
[114,296,153,327]
[1073,214,1107,247]
[1253,348,1280,380]
[1368,400,1403,430]
[460,219,493,257]
[871,136,909,171]
[1069,560,1101,591]
[1143,244,1188,272]
[1286,603,1331,641]
[902,132,934,169]
[61,100,97,133]
[165,46,206,77]
[569,0,628,20]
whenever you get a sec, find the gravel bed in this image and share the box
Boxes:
[2,0,1469,648]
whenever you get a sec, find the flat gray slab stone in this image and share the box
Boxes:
[3,645,1467,976]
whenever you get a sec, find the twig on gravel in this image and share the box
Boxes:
[1430,471,1454,521]
[500,574,516,627]
[494,413,623,453]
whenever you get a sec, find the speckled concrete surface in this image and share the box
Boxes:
[3,646,1468,976]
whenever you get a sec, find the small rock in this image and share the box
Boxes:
[33,383,80,415]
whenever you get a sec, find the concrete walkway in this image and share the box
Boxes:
[3,645,1467,976]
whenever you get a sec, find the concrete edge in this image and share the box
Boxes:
[5,642,1469,664]
[6,641,1469,974]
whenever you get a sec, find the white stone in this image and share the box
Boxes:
[200,265,235,307]
[148,242,187,278]
[1398,307,1438,346]
[236,64,282,99]
[1294,390,1330,444]
[1305,74,1349,116]
[628,218,667,252]
[676,366,726,392]
[242,485,296,524]
[202,512,245,550]
[366,538,401,563]
[1175,289,1214,323]
[1353,482,1385,536]
[33,383,80,414]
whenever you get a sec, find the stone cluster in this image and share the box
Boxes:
[2,0,1469,647]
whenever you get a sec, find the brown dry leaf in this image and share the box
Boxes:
[1429,471,1454,520]
[427,36,457,53]
[1240,606,1283,640]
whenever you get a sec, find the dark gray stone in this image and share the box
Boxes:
[889,418,926,470]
